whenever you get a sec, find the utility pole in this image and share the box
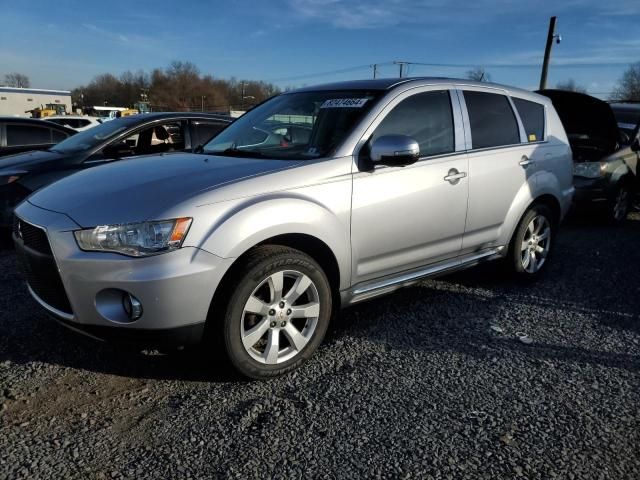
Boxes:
[201,95,206,112]
[394,61,409,78]
[371,64,378,79]
[539,16,560,90]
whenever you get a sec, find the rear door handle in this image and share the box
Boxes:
[519,155,535,167]
[444,168,467,184]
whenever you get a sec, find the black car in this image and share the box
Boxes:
[610,103,640,145]
[538,90,639,222]
[0,112,231,228]
[0,117,76,158]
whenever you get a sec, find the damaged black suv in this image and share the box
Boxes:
[539,90,639,222]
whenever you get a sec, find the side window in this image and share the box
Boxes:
[6,125,52,146]
[464,91,520,149]
[120,122,186,155]
[513,98,545,142]
[193,121,226,146]
[371,90,455,157]
[51,129,71,143]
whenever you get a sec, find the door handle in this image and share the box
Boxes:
[519,155,535,167]
[444,168,467,184]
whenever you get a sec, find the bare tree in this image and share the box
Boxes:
[71,61,281,112]
[3,72,30,88]
[466,67,491,82]
[555,79,587,94]
[611,62,640,101]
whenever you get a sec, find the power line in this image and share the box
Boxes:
[265,64,383,83]
[264,59,632,85]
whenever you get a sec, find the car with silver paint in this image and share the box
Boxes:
[13,78,574,378]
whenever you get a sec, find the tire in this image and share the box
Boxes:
[507,204,555,279]
[608,183,632,224]
[212,245,332,379]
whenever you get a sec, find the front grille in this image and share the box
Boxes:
[14,217,52,255]
[13,217,72,315]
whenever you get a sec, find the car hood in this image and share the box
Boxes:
[28,152,301,227]
[537,89,620,156]
[0,149,66,173]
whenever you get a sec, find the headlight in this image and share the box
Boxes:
[573,162,606,179]
[74,218,192,257]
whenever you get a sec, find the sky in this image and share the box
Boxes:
[1,0,639,98]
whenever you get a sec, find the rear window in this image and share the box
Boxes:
[464,91,520,149]
[513,98,545,142]
[6,124,52,146]
[193,121,227,146]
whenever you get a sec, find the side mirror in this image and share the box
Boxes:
[631,136,640,152]
[369,135,420,167]
[103,142,134,158]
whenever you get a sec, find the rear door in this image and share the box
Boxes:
[458,88,536,254]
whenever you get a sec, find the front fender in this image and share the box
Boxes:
[189,194,351,290]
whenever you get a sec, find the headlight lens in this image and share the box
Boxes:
[573,162,606,178]
[74,218,192,257]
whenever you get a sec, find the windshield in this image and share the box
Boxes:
[204,90,381,160]
[50,118,132,154]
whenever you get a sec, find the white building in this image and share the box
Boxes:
[0,86,72,117]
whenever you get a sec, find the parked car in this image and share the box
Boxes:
[44,115,103,132]
[0,117,75,158]
[610,103,640,145]
[13,78,573,378]
[539,90,639,222]
[0,112,231,227]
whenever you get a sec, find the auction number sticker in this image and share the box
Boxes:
[320,98,369,108]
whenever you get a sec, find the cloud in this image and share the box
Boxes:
[286,0,640,30]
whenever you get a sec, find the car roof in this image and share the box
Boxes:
[118,112,233,123]
[610,103,640,111]
[45,115,99,120]
[289,77,548,102]
[0,116,77,133]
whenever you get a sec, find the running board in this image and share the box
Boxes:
[342,247,504,306]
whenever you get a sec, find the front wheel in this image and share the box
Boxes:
[216,245,332,379]
[507,204,555,278]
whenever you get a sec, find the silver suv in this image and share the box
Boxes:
[13,78,574,378]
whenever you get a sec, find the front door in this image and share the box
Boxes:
[350,89,469,285]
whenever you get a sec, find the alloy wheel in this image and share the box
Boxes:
[520,215,551,274]
[240,270,320,364]
[613,188,630,222]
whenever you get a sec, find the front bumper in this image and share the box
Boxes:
[572,176,615,204]
[13,200,235,346]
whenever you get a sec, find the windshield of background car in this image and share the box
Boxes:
[49,118,133,154]
[203,90,382,159]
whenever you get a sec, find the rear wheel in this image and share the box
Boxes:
[508,204,555,278]
[609,184,632,223]
[214,245,332,379]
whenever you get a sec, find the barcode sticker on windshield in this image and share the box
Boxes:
[320,98,369,109]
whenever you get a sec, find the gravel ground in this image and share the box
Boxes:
[0,212,639,479]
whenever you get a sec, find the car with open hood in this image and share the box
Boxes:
[13,78,573,378]
[538,90,639,222]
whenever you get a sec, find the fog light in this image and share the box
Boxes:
[122,293,143,320]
